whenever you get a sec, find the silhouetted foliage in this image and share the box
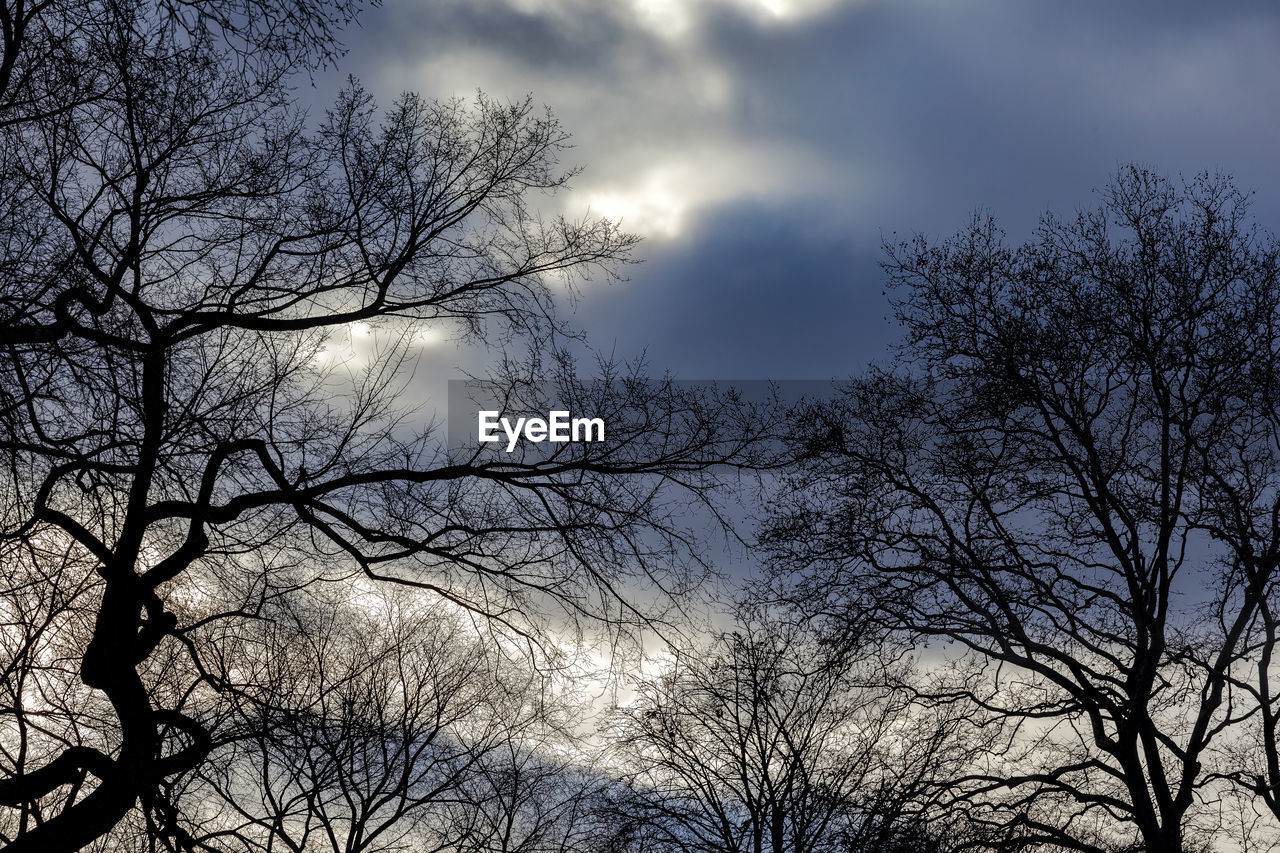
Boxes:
[763,167,1280,852]
[603,612,986,853]
[157,590,598,852]
[17,1,1280,849]
[0,0,774,848]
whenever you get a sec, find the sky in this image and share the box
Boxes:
[289,6,1280,837]
[313,0,1280,382]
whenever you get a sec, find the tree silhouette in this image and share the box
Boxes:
[763,167,1280,852]
[170,591,581,853]
[605,612,980,853]
[0,1,771,848]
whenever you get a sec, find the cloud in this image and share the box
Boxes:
[324,0,866,242]
[572,139,830,239]
[318,0,1280,378]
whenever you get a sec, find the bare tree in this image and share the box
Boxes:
[604,612,974,853]
[447,734,609,853]
[1,0,364,129]
[161,591,571,853]
[0,0,772,848]
[762,167,1280,852]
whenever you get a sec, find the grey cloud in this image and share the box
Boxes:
[323,0,1280,377]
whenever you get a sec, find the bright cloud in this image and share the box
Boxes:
[575,141,829,239]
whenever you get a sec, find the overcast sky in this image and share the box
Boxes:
[316,0,1280,379]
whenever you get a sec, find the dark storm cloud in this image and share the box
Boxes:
[575,204,894,378]
[340,0,641,73]
[328,0,1280,377]
[688,0,1280,229]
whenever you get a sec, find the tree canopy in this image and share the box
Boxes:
[764,167,1280,852]
[0,0,771,847]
